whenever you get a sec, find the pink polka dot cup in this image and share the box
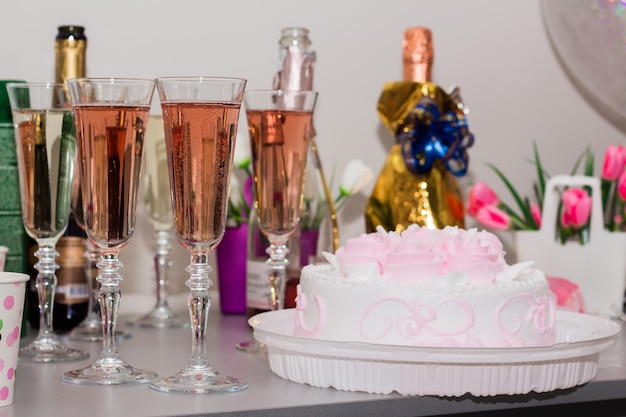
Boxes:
[0,272,28,406]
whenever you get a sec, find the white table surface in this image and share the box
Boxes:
[5,296,626,417]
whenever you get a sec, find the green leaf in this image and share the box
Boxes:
[568,146,590,175]
[584,146,594,177]
[486,163,536,227]
[532,141,546,208]
[498,201,535,230]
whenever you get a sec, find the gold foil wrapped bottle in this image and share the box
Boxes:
[365,27,473,233]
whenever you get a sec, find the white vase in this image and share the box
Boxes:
[516,175,626,316]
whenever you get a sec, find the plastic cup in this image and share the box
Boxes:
[0,272,28,406]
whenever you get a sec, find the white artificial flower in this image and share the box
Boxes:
[338,159,374,198]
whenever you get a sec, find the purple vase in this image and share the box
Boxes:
[216,224,248,315]
[299,229,320,267]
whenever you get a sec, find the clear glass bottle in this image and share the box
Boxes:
[245,27,337,316]
[274,28,337,308]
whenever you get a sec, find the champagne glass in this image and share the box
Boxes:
[127,115,186,328]
[149,76,247,394]
[62,78,158,385]
[238,90,317,351]
[68,171,131,341]
[7,82,89,363]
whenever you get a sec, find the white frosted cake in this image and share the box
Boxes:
[294,225,557,348]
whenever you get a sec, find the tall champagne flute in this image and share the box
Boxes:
[127,115,186,328]
[7,82,89,363]
[68,172,131,341]
[241,90,317,350]
[67,166,101,341]
[149,77,247,394]
[62,78,158,385]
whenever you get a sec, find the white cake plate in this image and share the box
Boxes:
[250,309,621,397]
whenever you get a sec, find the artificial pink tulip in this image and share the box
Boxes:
[560,187,592,229]
[467,182,499,216]
[617,170,626,201]
[601,145,626,181]
[475,205,511,231]
[530,203,542,228]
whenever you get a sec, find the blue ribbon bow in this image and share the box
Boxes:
[396,95,474,176]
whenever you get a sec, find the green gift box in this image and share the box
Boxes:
[0,123,17,166]
[0,212,26,256]
[0,166,21,212]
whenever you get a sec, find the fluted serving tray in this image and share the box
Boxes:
[250,309,620,397]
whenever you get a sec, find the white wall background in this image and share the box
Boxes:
[1,0,624,301]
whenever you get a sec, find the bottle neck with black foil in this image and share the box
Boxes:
[55,26,86,85]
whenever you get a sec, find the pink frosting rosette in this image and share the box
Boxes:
[379,226,447,282]
[380,241,446,283]
[333,225,509,285]
[335,227,393,279]
[443,229,507,284]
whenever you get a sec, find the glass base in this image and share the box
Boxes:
[126,305,189,329]
[67,320,132,342]
[149,365,248,393]
[19,336,89,363]
[235,340,267,355]
[62,357,157,385]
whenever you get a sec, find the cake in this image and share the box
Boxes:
[294,225,557,348]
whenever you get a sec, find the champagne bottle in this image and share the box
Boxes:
[273,28,336,309]
[244,27,324,317]
[245,209,271,317]
[365,27,468,233]
[27,25,89,332]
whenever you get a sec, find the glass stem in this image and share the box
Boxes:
[34,244,60,339]
[97,252,123,359]
[185,251,212,369]
[85,240,101,322]
[266,243,289,311]
[154,230,172,309]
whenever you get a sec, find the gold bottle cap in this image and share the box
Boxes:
[402,27,433,83]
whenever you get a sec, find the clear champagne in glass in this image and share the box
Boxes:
[240,90,317,351]
[62,78,158,385]
[149,76,247,394]
[7,82,89,363]
[127,114,186,328]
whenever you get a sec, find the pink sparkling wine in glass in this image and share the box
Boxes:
[74,105,150,249]
[246,109,313,241]
[161,102,240,250]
